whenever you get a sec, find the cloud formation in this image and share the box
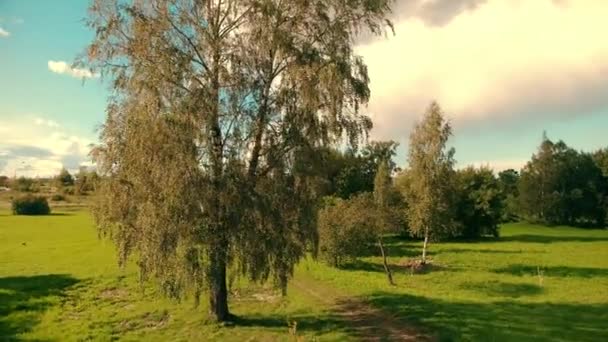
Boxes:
[358,0,608,141]
[0,27,9,37]
[34,117,60,128]
[48,60,99,79]
[0,116,93,177]
[393,0,487,26]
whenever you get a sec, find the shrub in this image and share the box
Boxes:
[318,194,376,267]
[62,186,75,195]
[14,176,35,192]
[454,167,502,238]
[11,195,51,215]
[50,194,66,201]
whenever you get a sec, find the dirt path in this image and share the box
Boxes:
[291,276,433,341]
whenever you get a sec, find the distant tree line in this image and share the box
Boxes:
[316,103,608,270]
[515,135,607,227]
[1,166,98,196]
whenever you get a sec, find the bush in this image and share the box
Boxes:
[318,194,377,267]
[62,186,75,195]
[14,176,35,192]
[50,194,66,201]
[11,195,51,215]
[454,167,502,238]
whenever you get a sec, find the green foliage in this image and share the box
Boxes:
[75,166,98,195]
[0,175,9,187]
[14,177,35,192]
[55,168,74,188]
[11,195,51,215]
[405,102,457,242]
[61,186,75,195]
[373,160,391,221]
[518,137,607,227]
[593,147,608,177]
[319,141,399,199]
[497,169,520,222]
[373,159,405,234]
[454,167,502,238]
[50,194,66,202]
[318,194,377,267]
[84,0,393,320]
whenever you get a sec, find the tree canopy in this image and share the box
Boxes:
[84,0,392,321]
[519,137,607,226]
[405,101,456,263]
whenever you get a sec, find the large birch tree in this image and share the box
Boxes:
[83,0,392,321]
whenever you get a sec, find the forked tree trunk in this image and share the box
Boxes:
[209,247,230,321]
[421,230,429,265]
[378,237,395,286]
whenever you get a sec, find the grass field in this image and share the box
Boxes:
[1,209,607,341]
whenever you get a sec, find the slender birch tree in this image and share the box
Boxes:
[373,159,395,285]
[405,101,456,264]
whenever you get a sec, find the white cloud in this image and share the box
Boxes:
[48,60,99,79]
[34,117,60,128]
[0,116,94,177]
[0,27,9,37]
[359,0,608,140]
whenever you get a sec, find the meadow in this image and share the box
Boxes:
[1,209,607,341]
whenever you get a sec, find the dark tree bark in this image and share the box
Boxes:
[379,237,395,286]
[209,246,230,321]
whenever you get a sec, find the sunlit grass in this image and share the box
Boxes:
[1,210,607,340]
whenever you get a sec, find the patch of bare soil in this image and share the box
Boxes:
[118,310,170,332]
[292,278,434,341]
[231,287,281,303]
[398,259,445,275]
[99,287,128,300]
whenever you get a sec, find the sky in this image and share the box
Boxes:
[1,0,607,177]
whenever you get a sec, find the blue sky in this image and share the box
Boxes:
[1,0,607,177]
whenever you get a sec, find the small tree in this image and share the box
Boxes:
[405,101,456,264]
[497,169,520,222]
[14,176,35,192]
[373,159,395,285]
[454,166,502,238]
[55,168,74,188]
[318,195,376,267]
[75,167,97,195]
[0,175,9,188]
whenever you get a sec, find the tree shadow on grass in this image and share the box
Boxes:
[492,264,608,278]
[498,234,608,244]
[438,247,540,254]
[0,274,80,341]
[365,291,608,341]
[232,311,347,335]
[232,302,430,340]
[382,237,424,258]
[341,259,452,275]
[460,281,544,298]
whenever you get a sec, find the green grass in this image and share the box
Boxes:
[300,223,608,341]
[1,211,607,341]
